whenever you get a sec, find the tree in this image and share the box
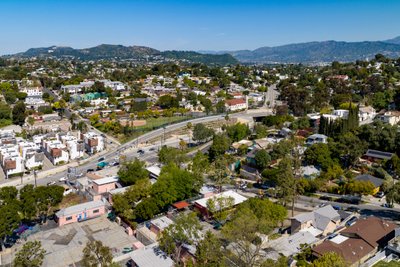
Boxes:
[304,143,334,171]
[159,212,202,264]
[12,101,26,126]
[254,149,271,170]
[157,95,179,109]
[224,123,250,142]
[13,241,46,267]
[312,252,346,267]
[254,124,268,139]
[179,139,187,150]
[158,146,188,165]
[186,122,192,144]
[190,152,210,176]
[27,116,35,126]
[117,159,149,186]
[215,100,226,114]
[210,156,231,192]
[34,185,64,221]
[206,196,234,222]
[82,240,115,267]
[192,123,214,143]
[209,134,231,160]
[195,231,225,267]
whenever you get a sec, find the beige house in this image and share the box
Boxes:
[291,205,341,236]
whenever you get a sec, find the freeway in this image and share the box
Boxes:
[0,113,235,188]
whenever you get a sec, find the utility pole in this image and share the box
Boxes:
[34,170,37,188]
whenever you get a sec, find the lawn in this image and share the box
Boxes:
[374,261,400,267]
[119,115,193,143]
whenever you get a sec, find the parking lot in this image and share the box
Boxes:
[1,216,138,267]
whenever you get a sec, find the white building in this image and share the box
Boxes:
[225,98,247,111]
[20,87,43,97]
[62,84,82,94]
[18,141,44,170]
[90,98,108,107]
[0,144,24,177]
[58,133,85,160]
[42,138,69,165]
[81,132,105,155]
[359,106,376,124]
[100,80,127,91]
[379,111,400,126]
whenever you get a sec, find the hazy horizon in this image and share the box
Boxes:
[1,0,400,55]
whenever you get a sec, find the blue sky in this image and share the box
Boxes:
[0,0,399,54]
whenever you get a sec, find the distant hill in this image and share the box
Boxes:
[9,44,238,65]
[229,40,400,64]
[384,36,400,45]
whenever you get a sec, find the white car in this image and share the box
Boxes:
[59,177,67,182]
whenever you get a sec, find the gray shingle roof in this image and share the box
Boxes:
[355,174,384,187]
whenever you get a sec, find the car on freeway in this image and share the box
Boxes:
[98,157,105,162]
[149,147,156,151]
[47,181,56,186]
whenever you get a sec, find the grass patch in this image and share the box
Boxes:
[58,193,86,209]
[374,261,400,267]
[269,233,282,240]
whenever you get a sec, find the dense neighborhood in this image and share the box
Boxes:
[1,52,400,267]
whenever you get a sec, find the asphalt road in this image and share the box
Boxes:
[5,114,231,188]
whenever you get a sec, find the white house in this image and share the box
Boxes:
[58,133,85,160]
[62,84,83,94]
[379,111,400,126]
[20,87,43,97]
[358,106,376,124]
[18,141,44,170]
[0,144,24,177]
[90,98,108,107]
[225,98,247,111]
[306,134,328,146]
[42,138,69,165]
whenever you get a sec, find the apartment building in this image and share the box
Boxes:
[42,137,69,165]
[0,144,24,177]
[81,132,104,155]
[18,141,44,170]
[58,133,85,160]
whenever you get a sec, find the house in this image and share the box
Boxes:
[306,134,328,146]
[81,132,105,155]
[291,205,341,236]
[0,144,24,177]
[355,174,384,195]
[231,139,253,152]
[312,217,396,267]
[146,165,161,179]
[126,245,174,267]
[267,231,319,257]
[149,216,174,235]
[300,165,320,179]
[55,200,107,226]
[362,149,393,163]
[225,98,247,111]
[91,176,118,195]
[358,106,376,124]
[59,133,85,160]
[245,148,259,166]
[18,141,44,170]
[42,138,69,165]
[379,111,400,126]
[194,190,247,219]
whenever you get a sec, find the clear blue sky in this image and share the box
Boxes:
[1,0,399,55]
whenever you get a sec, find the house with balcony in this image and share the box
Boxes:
[58,133,85,160]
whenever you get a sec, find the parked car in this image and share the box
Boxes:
[375,191,385,198]
[381,203,393,208]
[320,196,332,201]
[47,181,56,186]
[137,149,145,154]
[346,216,358,227]
[332,205,342,210]
[98,157,105,162]
[59,177,67,182]
[346,206,360,213]
[86,168,94,173]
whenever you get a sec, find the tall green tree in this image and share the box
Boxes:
[12,101,26,126]
[209,134,231,160]
[159,212,202,264]
[117,159,149,186]
[195,231,226,267]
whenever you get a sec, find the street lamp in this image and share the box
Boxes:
[34,170,37,188]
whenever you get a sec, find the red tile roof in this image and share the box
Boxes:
[226,98,246,106]
[173,201,190,210]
